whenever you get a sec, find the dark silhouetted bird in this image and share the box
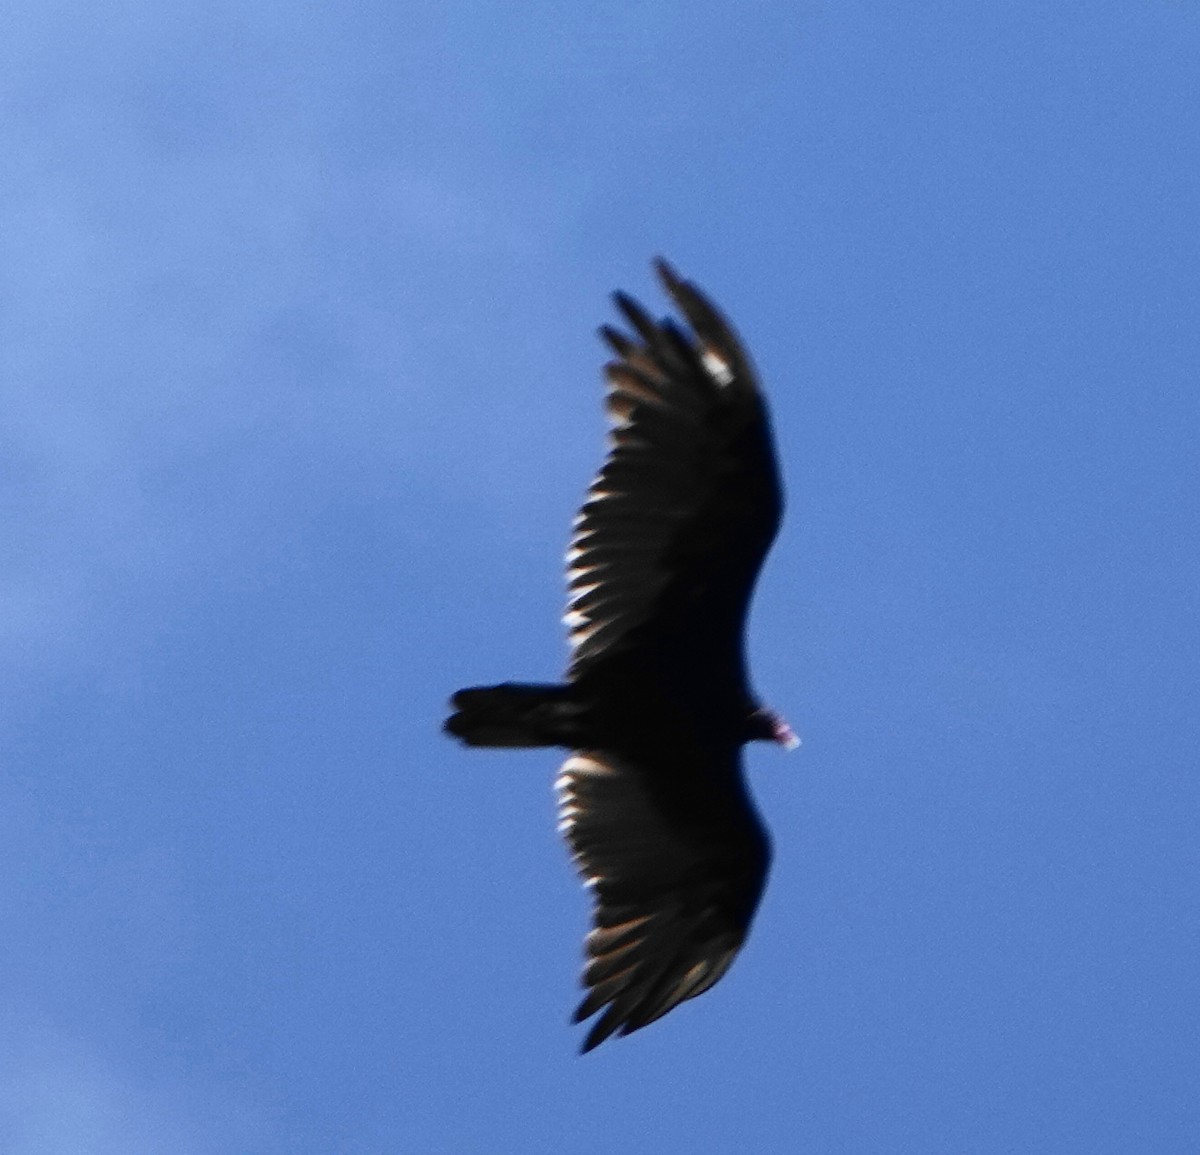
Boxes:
[445,260,794,1051]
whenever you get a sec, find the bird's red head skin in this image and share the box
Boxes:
[773,715,801,750]
[747,707,800,749]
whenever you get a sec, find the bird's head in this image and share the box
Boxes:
[747,706,801,750]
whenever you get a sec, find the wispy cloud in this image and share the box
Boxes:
[0,1021,271,1155]
[1,0,589,717]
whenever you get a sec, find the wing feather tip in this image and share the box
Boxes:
[653,255,680,290]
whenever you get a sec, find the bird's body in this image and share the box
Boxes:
[445,260,791,1051]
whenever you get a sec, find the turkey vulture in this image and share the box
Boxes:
[445,259,794,1052]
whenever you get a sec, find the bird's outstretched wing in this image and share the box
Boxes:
[557,749,770,1051]
[565,260,783,683]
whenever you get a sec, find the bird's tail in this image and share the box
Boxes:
[444,683,576,748]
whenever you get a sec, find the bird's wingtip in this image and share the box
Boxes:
[653,255,681,288]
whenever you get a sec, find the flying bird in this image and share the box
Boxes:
[445,259,794,1052]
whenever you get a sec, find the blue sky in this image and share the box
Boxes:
[4,2,1199,1151]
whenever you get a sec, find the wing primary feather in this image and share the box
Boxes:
[599,323,636,357]
[612,291,661,345]
[657,318,709,380]
[654,265,753,391]
[572,967,640,1023]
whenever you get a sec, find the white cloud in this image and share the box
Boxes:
[0,0,590,720]
[0,1023,270,1155]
